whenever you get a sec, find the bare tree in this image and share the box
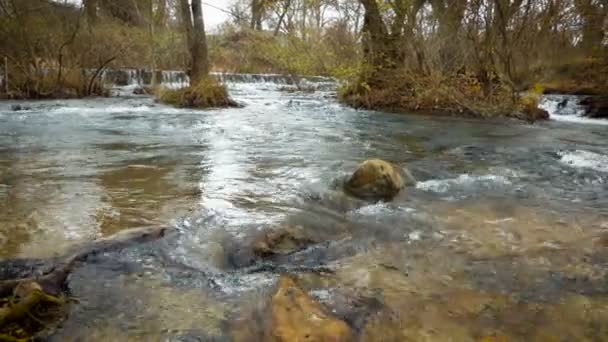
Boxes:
[179,0,209,84]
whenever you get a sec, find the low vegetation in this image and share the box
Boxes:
[157,78,238,108]
[340,70,518,118]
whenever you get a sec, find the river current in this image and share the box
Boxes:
[1,78,608,340]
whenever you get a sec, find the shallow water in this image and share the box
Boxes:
[1,81,608,340]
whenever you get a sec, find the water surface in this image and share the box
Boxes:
[1,80,608,340]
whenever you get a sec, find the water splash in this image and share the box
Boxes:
[559,150,608,173]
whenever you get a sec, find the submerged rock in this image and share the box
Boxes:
[268,276,353,342]
[132,87,153,95]
[253,225,317,258]
[345,159,415,200]
[10,104,31,112]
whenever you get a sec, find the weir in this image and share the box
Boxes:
[99,68,337,90]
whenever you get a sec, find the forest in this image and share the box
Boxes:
[0,0,606,118]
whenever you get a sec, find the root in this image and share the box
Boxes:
[0,334,28,342]
[0,282,64,327]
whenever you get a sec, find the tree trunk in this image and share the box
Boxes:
[149,0,158,86]
[360,0,392,71]
[190,0,209,84]
[430,0,467,70]
[155,0,167,27]
[178,0,194,76]
[251,0,264,30]
[84,0,97,26]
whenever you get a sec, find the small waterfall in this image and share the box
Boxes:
[540,94,607,124]
[210,72,337,91]
[161,70,189,88]
[540,94,586,117]
[212,73,295,84]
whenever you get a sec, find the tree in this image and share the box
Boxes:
[359,0,423,74]
[251,0,264,29]
[84,0,98,25]
[575,0,607,56]
[178,0,209,84]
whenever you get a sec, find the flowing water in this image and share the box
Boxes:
[1,77,608,341]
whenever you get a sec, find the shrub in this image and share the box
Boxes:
[339,68,518,118]
[157,78,238,109]
[539,58,608,95]
[208,25,359,78]
[517,92,549,122]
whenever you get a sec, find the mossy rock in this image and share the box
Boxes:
[0,282,68,341]
[252,225,317,258]
[345,159,415,200]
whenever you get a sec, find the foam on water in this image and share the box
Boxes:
[549,114,608,125]
[558,150,608,173]
[416,174,512,193]
[351,203,415,216]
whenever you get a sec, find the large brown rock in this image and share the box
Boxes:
[345,159,415,200]
[267,276,353,342]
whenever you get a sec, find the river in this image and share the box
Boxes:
[1,77,608,340]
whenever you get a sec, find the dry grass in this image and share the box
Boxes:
[540,58,608,95]
[339,69,525,119]
[156,78,238,109]
[5,68,110,99]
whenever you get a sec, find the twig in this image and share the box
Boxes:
[87,56,116,96]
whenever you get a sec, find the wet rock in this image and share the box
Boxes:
[253,225,317,258]
[226,225,320,268]
[267,276,353,342]
[345,159,415,200]
[522,106,550,122]
[10,104,31,111]
[133,87,153,95]
[580,96,608,118]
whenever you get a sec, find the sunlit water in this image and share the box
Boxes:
[1,80,608,340]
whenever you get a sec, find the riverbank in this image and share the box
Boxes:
[339,74,549,122]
